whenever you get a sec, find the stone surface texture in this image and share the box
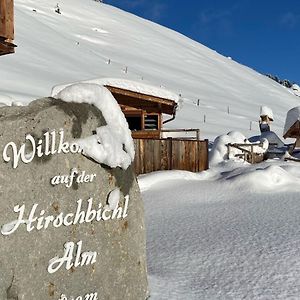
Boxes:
[0,98,148,300]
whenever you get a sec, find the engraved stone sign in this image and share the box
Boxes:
[0,97,148,300]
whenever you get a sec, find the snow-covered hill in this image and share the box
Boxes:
[0,0,299,140]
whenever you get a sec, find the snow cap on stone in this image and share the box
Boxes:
[55,83,135,170]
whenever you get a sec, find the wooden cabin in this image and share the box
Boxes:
[51,79,209,173]
[105,85,177,139]
[101,84,209,173]
[0,0,16,56]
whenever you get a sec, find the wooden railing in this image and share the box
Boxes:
[227,143,265,164]
[133,138,209,175]
[160,128,200,140]
[131,128,201,140]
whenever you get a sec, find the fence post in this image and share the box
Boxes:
[0,0,14,41]
[167,137,173,170]
[227,144,230,160]
[133,139,138,175]
[199,139,209,171]
[196,129,200,141]
[204,139,209,170]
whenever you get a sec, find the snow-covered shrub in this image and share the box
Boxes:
[210,131,247,165]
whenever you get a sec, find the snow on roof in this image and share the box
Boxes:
[250,131,285,149]
[284,106,300,136]
[260,106,274,120]
[51,78,180,103]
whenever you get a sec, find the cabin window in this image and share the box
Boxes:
[144,115,159,130]
[126,116,142,131]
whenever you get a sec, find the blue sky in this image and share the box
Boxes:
[105,0,300,84]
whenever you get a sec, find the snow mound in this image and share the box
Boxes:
[225,165,300,192]
[55,83,134,169]
[284,106,300,136]
[210,131,269,166]
[138,170,211,192]
[52,77,180,103]
[210,131,247,165]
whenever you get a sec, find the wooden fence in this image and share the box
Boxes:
[0,0,15,55]
[133,138,209,175]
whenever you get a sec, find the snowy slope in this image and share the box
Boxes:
[0,0,299,140]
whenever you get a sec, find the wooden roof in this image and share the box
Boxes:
[0,0,16,56]
[105,85,177,115]
[283,120,300,139]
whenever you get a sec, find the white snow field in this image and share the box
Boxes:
[1,1,300,299]
[140,161,300,299]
